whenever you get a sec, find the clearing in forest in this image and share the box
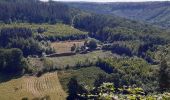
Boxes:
[51,40,85,53]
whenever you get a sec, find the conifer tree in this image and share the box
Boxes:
[159,59,170,92]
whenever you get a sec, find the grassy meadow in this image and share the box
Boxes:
[27,50,115,73]
[58,66,108,91]
[0,23,88,37]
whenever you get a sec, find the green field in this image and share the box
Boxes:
[0,23,88,37]
[48,50,115,69]
[27,50,116,73]
[58,66,108,91]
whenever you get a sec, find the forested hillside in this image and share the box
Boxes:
[67,2,170,29]
[0,0,170,100]
[0,0,73,24]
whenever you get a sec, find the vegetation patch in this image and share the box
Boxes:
[96,57,158,92]
[0,23,88,41]
[58,66,108,91]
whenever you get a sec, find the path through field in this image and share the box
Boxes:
[0,72,67,100]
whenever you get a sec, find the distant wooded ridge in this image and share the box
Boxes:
[66,1,170,29]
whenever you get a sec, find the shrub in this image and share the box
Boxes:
[0,48,25,74]
[87,39,97,50]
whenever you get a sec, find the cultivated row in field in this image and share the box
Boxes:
[0,72,66,100]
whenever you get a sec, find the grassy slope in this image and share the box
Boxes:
[58,66,108,91]
[67,2,170,28]
[0,23,88,36]
[28,50,115,73]
[0,72,66,100]
[48,50,115,69]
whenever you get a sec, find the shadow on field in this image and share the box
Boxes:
[0,72,22,83]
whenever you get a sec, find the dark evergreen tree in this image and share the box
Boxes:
[0,0,72,24]
[67,77,87,100]
[0,48,25,74]
[159,59,170,92]
[94,74,107,88]
[87,40,97,50]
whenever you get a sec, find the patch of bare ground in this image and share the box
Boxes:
[51,40,85,53]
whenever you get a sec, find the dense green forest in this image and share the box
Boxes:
[0,0,72,24]
[67,2,170,29]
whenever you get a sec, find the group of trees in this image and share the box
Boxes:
[44,34,87,42]
[96,57,157,92]
[0,26,58,57]
[86,39,97,50]
[73,13,169,64]
[0,48,25,74]
[34,24,88,41]
[0,27,43,56]
[102,41,159,64]
[0,0,72,24]
[96,57,170,92]
[68,2,170,29]
[74,13,169,40]
[0,0,169,93]
[0,27,32,46]
[67,77,87,100]
[159,59,170,92]
[66,58,170,100]
[102,42,135,57]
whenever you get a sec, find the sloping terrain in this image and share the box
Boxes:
[58,66,108,91]
[67,2,170,28]
[0,23,88,38]
[0,0,169,100]
[28,50,116,72]
[0,72,66,100]
[51,40,85,53]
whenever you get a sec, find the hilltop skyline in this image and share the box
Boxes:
[40,0,170,2]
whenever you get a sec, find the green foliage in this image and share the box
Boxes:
[87,39,97,50]
[96,57,157,92]
[76,81,170,100]
[42,58,54,72]
[0,23,88,56]
[97,27,137,42]
[159,59,170,92]
[102,40,161,64]
[0,27,32,46]
[0,0,72,24]
[94,74,107,88]
[0,23,88,41]
[58,66,108,91]
[0,48,25,73]
[26,57,57,76]
[69,2,170,28]
[120,87,145,95]
[74,13,169,42]
[67,77,87,100]
[0,27,43,56]
[98,82,115,93]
